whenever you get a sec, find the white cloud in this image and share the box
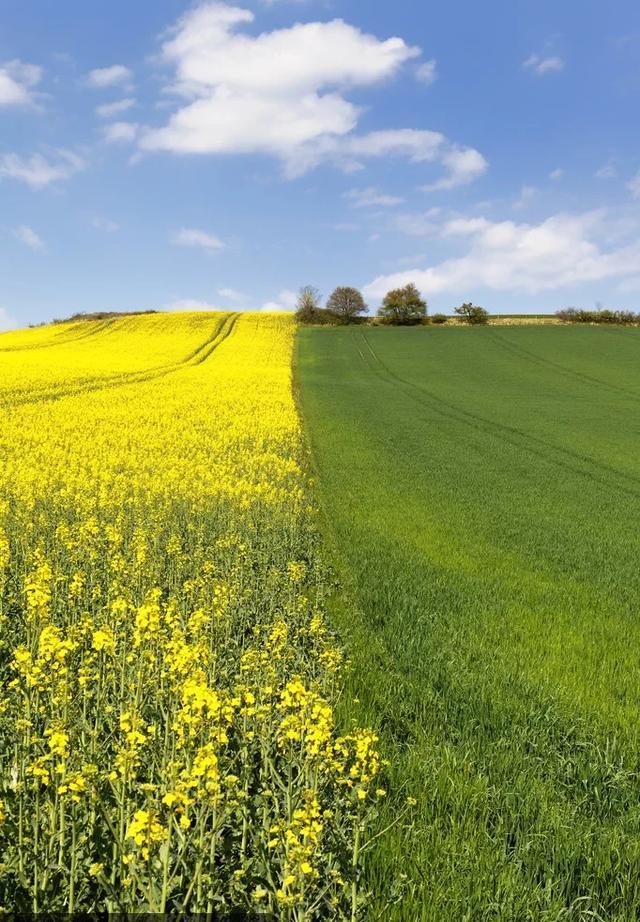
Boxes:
[157,5,417,96]
[549,168,564,180]
[172,228,225,251]
[14,225,44,250]
[95,97,136,118]
[421,145,488,191]
[364,210,640,299]
[0,307,17,332]
[595,161,617,179]
[86,65,132,88]
[523,54,565,76]
[137,3,485,186]
[260,289,297,311]
[345,186,404,208]
[103,121,139,144]
[0,59,42,108]
[294,130,487,188]
[92,216,119,232]
[627,171,640,199]
[0,149,85,189]
[415,59,437,85]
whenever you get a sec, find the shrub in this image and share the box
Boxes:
[295,286,322,325]
[314,308,341,325]
[431,313,449,325]
[326,287,368,323]
[377,283,427,325]
[454,303,489,325]
[556,307,639,325]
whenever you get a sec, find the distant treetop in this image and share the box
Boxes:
[453,303,489,325]
[377,283,427,325]
[326,286,368,322]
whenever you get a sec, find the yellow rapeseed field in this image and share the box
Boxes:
[0,312,384,918]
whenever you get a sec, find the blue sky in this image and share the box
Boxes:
[1,0,639,327]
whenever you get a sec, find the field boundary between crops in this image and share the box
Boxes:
[291,332,394,736]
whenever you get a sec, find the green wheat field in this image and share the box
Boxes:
[297,324,640,921]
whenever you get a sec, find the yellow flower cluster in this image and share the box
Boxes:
[0,312,383,917]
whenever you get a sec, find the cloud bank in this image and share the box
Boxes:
[364,210,640,300]
[136,3,486,186]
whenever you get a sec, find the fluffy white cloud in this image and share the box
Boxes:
[172,228,225,251]
[158,5,417,95]
[95,97,136,118]
[14,225,44,250]
[260,289,297,311]
[138,3,485,185]
[549,168,564,180]
[345,186,404,208]
[415,59,437,85]
[0,150,85,189]
[0,59,42,107]
[289,129,487,186]
[87,65,132,88]
[364,210,640,299]
[103,121,139,143]
[0,307,17,332]
[523,54,564,76]
[421,146,488,191]
[627,171,640,199]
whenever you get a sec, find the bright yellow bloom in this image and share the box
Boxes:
[126,809,167,860]
[0,312,383,913]
[92,626,115,654]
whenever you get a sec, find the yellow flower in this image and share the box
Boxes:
[287,560,306,583]
[126,809,167,859]
[46,727,70,759]
[92,626,115,654]
[132,589,162,647]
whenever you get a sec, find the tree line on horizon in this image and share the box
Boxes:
[295,284,489,326]
[556,307,640,325]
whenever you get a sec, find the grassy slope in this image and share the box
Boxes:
[297,325,640,921]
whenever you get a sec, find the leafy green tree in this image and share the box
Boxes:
[431,313,449,324]
[377,283,427,325]
[454,302,489,325]
[326,287,367,323]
